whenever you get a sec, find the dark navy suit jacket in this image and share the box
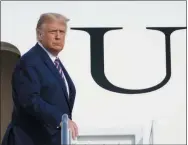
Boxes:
[2,43,76,145]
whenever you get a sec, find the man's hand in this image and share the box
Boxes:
[60,119,78,140]
[68,119,78,140]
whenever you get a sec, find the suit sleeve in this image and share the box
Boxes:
[12,65,63,130]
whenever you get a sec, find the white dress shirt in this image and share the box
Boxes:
[38,42,70,97]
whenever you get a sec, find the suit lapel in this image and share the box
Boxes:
[34,43,71,110]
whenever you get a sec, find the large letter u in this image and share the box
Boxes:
[71,27,186,94]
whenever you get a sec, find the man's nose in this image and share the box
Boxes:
[55,31,61,39]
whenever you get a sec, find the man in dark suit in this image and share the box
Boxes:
[2,12,78,145]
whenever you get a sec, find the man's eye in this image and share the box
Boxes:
[60,31,65,34]
[48,30,56,33]
[50,31,55,33]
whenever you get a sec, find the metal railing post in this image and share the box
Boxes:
[61,114,70,145]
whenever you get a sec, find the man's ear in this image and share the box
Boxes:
[37,29,42,41]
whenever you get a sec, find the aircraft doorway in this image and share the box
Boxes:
[0,42,20,142]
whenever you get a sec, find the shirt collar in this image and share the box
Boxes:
[38,42,57,62]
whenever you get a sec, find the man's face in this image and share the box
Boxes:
[39,20,66,55]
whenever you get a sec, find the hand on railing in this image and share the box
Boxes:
[68,119,79,140]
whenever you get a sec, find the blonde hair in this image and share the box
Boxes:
[36,13,69,40]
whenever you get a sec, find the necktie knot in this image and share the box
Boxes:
[54,58,60,66]
[54,58,62,70]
